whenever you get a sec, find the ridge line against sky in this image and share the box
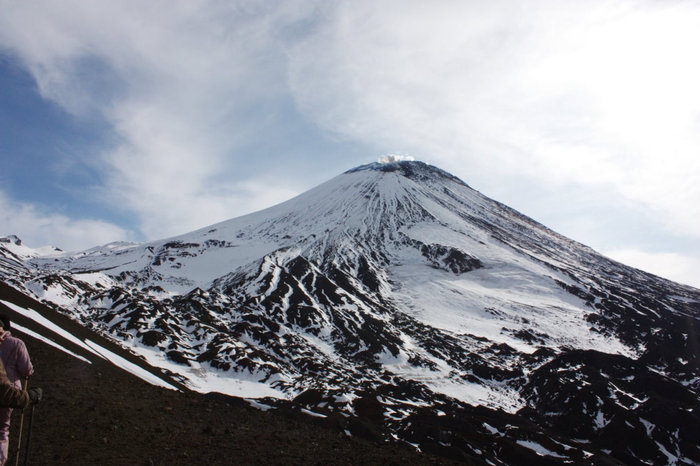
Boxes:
[0,0,699,288]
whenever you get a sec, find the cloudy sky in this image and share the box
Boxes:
[1,0,698,288]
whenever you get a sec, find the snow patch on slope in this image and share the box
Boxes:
[126,343,288,399]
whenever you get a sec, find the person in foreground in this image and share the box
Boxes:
[0,315,41,465]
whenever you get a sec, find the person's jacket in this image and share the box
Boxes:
[0,359,30,409]
[0,332,33,389]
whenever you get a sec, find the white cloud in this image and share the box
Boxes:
[0,190,131,251]
[0,0,316,240]
[605,248,700,289]
[287,0,700,238]
[378,154,415,164]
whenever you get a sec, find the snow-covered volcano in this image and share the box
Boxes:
[2,160,699,464]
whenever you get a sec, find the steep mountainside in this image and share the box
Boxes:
[2,160,699,464]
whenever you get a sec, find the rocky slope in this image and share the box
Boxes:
[1,160,699,464]
[0,282,454,465]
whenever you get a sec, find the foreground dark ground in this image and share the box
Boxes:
[10,335,463,465]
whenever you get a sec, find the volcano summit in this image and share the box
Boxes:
[2,160,699,464]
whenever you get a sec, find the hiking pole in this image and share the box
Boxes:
[14,377,28,466]
[22,404,35,466]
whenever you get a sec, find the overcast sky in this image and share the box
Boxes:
[1,0,698,288]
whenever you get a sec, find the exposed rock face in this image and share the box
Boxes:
[2,161,699,464]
